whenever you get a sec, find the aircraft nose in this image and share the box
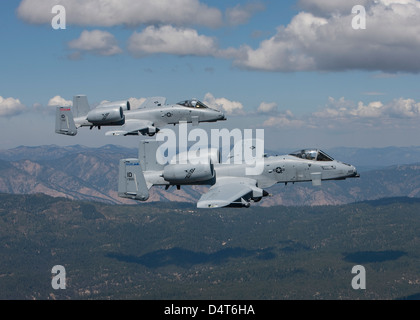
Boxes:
[209,109,226,120]
[204,108,226,122]
[350,165,360,178]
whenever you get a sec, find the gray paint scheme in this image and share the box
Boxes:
[118,141,360,209]
[55,107,77,136]
[55,95,226,137]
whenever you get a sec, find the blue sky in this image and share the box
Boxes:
[1,0,420,151]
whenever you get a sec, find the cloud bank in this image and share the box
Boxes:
[0,97,26,117]
[17,0,223,28]
[262,96,420,130]
[233,0,420,72]
[17,0,420,73]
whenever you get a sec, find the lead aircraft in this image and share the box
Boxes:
[118,140,360,209]
[55,95,226,137]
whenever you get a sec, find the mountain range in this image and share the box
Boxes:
[1,144,420,207]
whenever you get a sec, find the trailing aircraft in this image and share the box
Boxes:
[118,140,360,209]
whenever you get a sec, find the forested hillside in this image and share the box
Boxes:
[1,193,419,300]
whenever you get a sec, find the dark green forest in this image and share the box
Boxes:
[1,193,420,300]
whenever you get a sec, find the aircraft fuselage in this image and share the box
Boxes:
[143,154,359,189]
[75,105,226,128]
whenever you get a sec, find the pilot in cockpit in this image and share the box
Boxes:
[308,151,317,160]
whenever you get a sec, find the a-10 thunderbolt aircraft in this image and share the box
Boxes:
[118,140,360,209]
[55,95,226,137]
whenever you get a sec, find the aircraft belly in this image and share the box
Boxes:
[321,170,341,180]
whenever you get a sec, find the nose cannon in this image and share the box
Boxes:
[346,165,360,179]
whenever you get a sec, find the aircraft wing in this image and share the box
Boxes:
[137,97,167,109]
[197,177,258,209]
[105,119,155,136]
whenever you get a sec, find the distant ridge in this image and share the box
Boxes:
[1,144,420,206]
[355,196,420,207]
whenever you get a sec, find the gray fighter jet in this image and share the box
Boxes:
[118,140,360,209]
[55,95,226,137]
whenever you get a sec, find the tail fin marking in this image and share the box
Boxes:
[55,107,77,136]
[118,159,149,201]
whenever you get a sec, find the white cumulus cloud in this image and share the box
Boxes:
[225,3,265,25]
[257,95,420,131]
[128,25,219,57]
[17,0,223,28]
[47,95,73,107]
[297,0,372,17]
[0,96,26,117]
[257,102,278,113]
[68,30,122,56]
[262,110,304,128]
[203,93,245,115]
[313,96,420,120]
[233,0,420,72]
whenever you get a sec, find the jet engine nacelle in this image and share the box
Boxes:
[163,162,214,184]
[87,106,125,125]
[97,100,131,111]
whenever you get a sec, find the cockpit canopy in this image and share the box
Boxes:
[177,99,209,109]
[289,149,334,162]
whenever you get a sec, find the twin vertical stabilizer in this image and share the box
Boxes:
[118,140,163,201]
[55,107,77,136]
[118,159,150,201]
